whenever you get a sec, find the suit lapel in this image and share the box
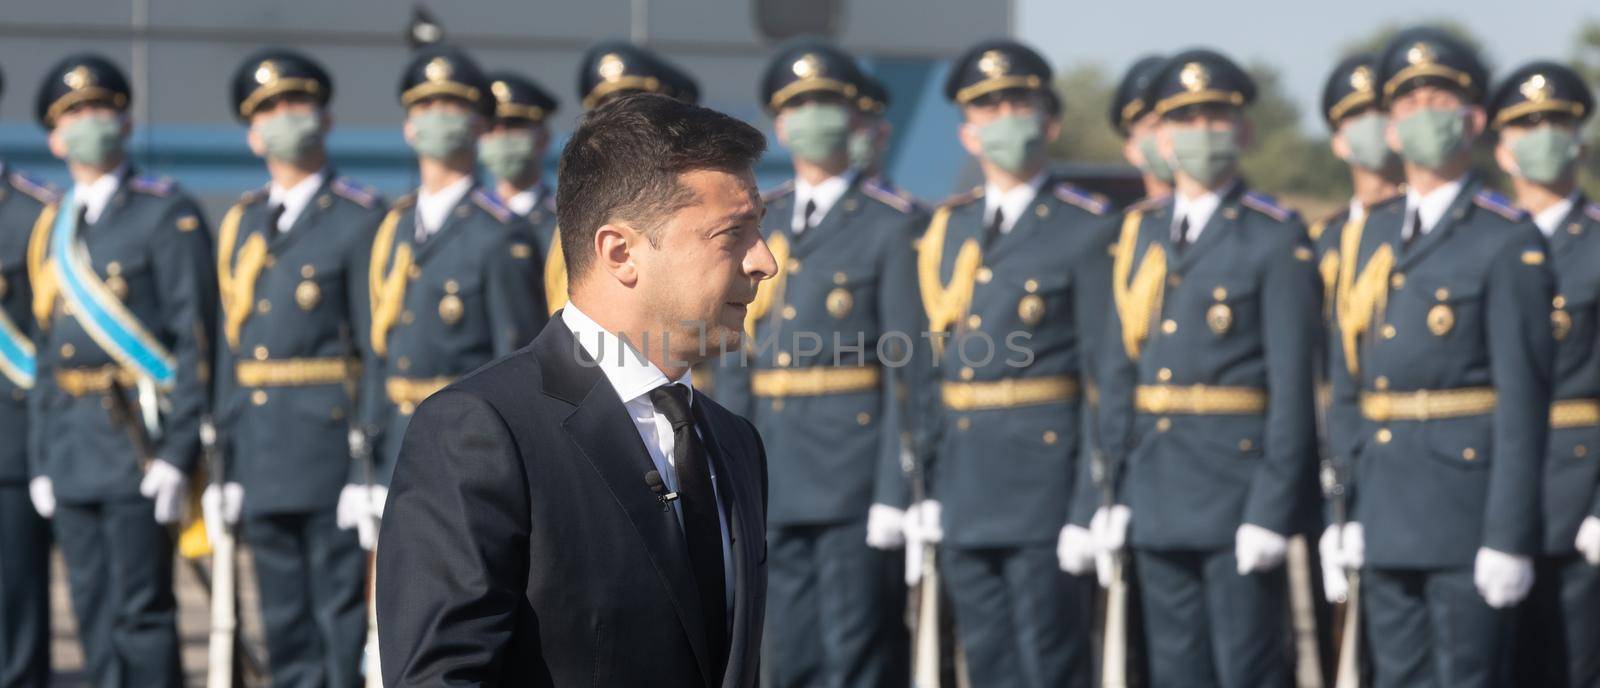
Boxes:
[982,177,1051,266]
[1549,194,1588,256]
[695,401,755,688]
[1397,178,1478,271]
[413,184,477,264]
[1173,183,1243,272]
[534,321,715,686]
[790,178,861,260]
[268,175,334,255]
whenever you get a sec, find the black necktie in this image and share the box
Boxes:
[982,207,1005,251]
[1174,216,1190,255]
[1404,211,1421,250]
[269,204,286,238]
[76,204,90,229]
[803,199,818,230]
[648,384,728,665]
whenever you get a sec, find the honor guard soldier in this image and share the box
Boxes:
[713,41,925,687]
[1488,61,1600,688]
[480,71,563,314]
[363,46,547,499]
[1095,49,1321,687]
[0,62,57,688]
[1325,27,1555,687]
[1109,54,1175,200]
[26,53,215,687]
[211,48,382,686]
[1313,54,1404,607]
[577,41,700,112]
[913,39,1115,687]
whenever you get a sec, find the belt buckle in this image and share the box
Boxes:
[1150,385,1171,413]
[1414,389,1431,422]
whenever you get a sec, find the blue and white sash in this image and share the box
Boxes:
[0,307,34,389]
[49,189,176,388]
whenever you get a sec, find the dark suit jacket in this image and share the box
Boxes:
[377,316,768,687]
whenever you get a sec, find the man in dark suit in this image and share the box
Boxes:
[377,93,776,687]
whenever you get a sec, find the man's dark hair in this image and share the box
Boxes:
[557,94,767,280]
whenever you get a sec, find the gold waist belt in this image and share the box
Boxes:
[1552,399,1600,429]
[1135,384,1268,415]
[55,366,137,397]
[942,375,1079,411]
[236,358,355,388]
[1360,387,1496,422]
[386,376,455,412]
[751,366,881,398]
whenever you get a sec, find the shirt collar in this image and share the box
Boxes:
[73,163,127,225]
[1171,182,1230,243]
[1533,191,1580,238]
[984,169,1048,235]
[504,186,541,217]
[267,170,327,233]
[415,175,475,238]
[1404,176,1466,237]
[561,302,694,407]
[792,170,855,233]
[1348,196,1366,222]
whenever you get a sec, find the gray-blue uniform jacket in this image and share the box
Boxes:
[508,183,567,317]
[214,174,385,515]
[0,166,55,483]
[26,170,216,503]
[923,175,1117,548]
[716,175,931,526]
[1539,195,1600,555]
[1327,177,1554,568]
[1099,184,1320,551]
[360,182,547,485]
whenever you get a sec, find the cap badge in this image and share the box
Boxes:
[1180,62,1210,92]
[63,65,93,90]
[793,54,822,79]
[492,80,511,101]
[424,57,453,83]
[598,53,626,82]
[1406,42,1436,66]
[254,60,280,85]
[977,50,1010,79]
[1350,65,1373,93]
[1520,74,1552,103]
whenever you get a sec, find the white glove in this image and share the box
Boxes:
[865,504,907,550]
[1575,516,1600,567]
[1235,523,1289,575]
[1057,525,1095,575]
[1091,505,1132,588]
[138,460,188,525]
[1339,522,1365,570]
[1318,525,1350,603]
[200,482,243,544]
[1474,547,1534,609]
[367,485,389,521]
[28,476,55,519]
[336,484,383,550]
[904,500,943,546]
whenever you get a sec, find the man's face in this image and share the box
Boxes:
[1155,104,1242,160]
[402,97,485,154]
[956,90,1061,160]
[1384,85,1485,153]
[246,94,328,159]
[1494,116,1584,184]
[634,167,773,354]
[1123,111,1161,168]
[47,102,128,162]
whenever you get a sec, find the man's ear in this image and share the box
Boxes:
[1465,106,1488,139]
[773,111,790,148]
[402,116,417,146]
[594,222,640,287]
[1330,128,1350,161]
[957,119,983,159]
[1043,116,1062,145]
[1492,134,1519,177]
[46,128,66,159]
[1384,115,1403,153]
[246,124,267,158]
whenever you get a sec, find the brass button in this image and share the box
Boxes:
[781,305,797,320]
[1167,274,1183,287]
[957,417,972,431]
[1381,324,1397,340]
[401,310,415,325]
[1024,279,1039,293]
[445,279,460,294]
[1157,367,1173,382]
[301,264,316,279]
[263,255,276,269]
[976,267,993,284]
[1213,287,1228,301]
[407,265,421,280]
[251,390,268,406]
[776,352,792,367]
[60,343,75,358]
[257,299,272,314]
[1570,224,1583,235]
[1161,319,1178,334]
[253,345,269,361]
[959,366,975,381]
[1043,431,1059,445]
[1156,417,1172,432]
[106,261,122,276]
[1435,288,1450,301]
[1577,444,1589,458]
[967,314,982,329]
[856,412,871,426]
[1390,273,1405,290]
[399,401,416,415]
[397,356,411,371]
[786,259,801,273]
[1554,295,1567,309]
[1461,447,1477,461]
[1376,428,1392,444]
[1375,376,1389,390]
[1239,439,1254,451]
[834,272,848,285]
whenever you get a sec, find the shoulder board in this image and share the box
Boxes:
[762,180,795,203]
[331,177,379,209]
[939,186,984,209]
[1128,194,1170,213]
[6,172,59,204]
[1473,190,1526,222]
[471,189,514,224]
[861,179,916,214]
[128,174,175,197]
[1052,182,1110,215]
[1584,202,1600,223]
[1241,191,1295,222]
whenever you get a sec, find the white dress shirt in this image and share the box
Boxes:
[561,303,735,612]
[1348,196,1367,222]
[792,171,854,233]
[983,170,1048,235]
[414,175,474,241]
[267,170,326,233]
[1403,176,1465,241]
[505,186,541,217]
[1171,182,1231,244]
[73,164,127,225]
[1533,192,1578,238]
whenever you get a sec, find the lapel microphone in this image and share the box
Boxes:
[644,470,679,511]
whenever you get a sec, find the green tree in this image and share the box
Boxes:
[1574,20,1600,198]
[1047,63,1123,164]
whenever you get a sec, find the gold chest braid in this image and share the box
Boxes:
[916,206,982,357]
[1110,210,1167,360]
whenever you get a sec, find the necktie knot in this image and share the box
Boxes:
[269,204,286,235]
[648,384,694,430]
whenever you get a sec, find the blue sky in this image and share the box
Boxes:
[1016,0,1597,131]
